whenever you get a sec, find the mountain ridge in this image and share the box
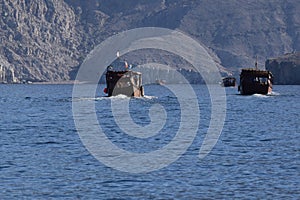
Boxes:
[0,0,299,83]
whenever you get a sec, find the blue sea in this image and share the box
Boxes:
[0,84,299,199]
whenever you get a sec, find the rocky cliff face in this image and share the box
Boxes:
[181,1,300,70]
[265,52,300,84]
[0,0,81,82]
[0,0,299,83]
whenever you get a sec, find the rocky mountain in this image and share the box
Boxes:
[265,52,300,84]
[0,0,299,83]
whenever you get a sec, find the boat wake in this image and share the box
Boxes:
[142,95,157,100]
[268,91,280,96]
[108,94,157,100]
[107,94,130,99]
[253,94,270,98]
[252,91,279,98]
[72,95,157,102]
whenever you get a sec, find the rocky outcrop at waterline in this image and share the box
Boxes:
[265,52,300,85]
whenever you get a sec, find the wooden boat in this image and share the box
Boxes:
[221,77,236,87]
[155,79,166,85]
[238,61,273,95]
[104,65,144,97]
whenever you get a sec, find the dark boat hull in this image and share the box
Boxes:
[107,85,144,97]
[238,83,272,95]
[106,70,144,97]
[238,69,273,95]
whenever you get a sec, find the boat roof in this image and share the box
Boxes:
[106,70,141,75]
[222,76,236,80]
[240,68,272,77]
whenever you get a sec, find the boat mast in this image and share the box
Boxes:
[255,56,258,70]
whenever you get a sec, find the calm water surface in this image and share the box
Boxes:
[0,84,299,199]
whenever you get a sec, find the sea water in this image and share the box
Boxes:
[0,84,299,199]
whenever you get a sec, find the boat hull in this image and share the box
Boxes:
[106,70,144,97]
[238,83,272,95]
[238,69,273,95]
[108,85,144,97]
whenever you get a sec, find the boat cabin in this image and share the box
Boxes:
[221,77,236,87]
